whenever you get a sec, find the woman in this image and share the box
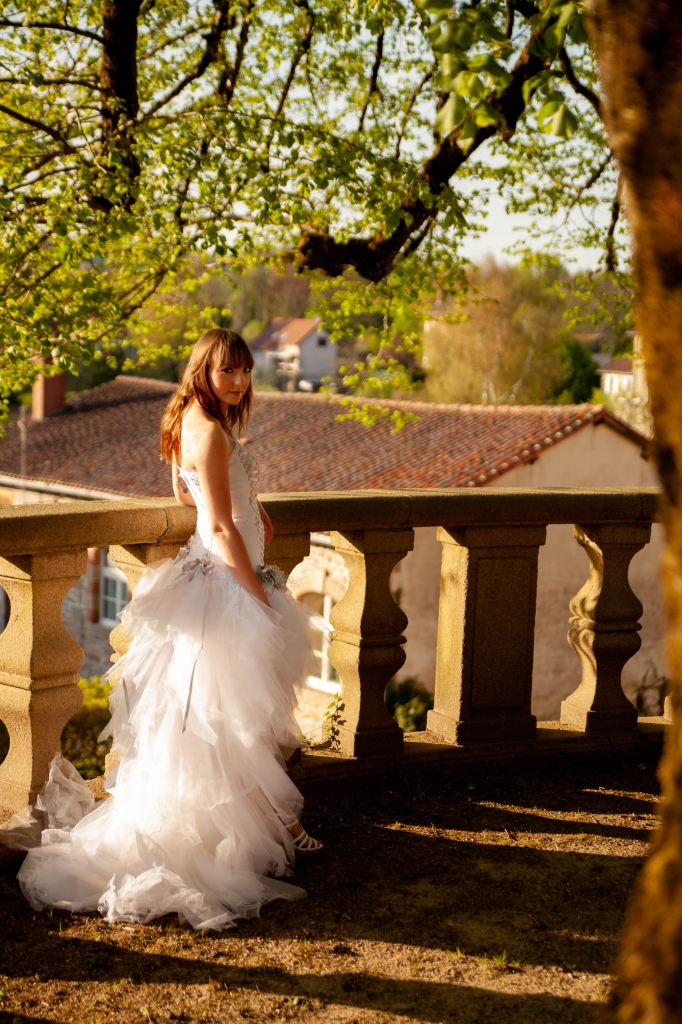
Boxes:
[16,329,322,931]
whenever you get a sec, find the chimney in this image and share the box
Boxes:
[32,372,65,421]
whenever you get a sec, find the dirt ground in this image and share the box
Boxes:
[0,749,661,1024]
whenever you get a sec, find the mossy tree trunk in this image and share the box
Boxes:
[590,2,682,1020]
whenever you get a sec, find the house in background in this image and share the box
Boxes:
[0,377,664,720]
[250,317,335,390]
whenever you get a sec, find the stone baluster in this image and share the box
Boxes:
[327,529,413,757]
[108,504,196,665]
[105,508,195,777]
[264,533,311,578]
[427,525,546,744]
[561,522,650,732]
[0,550,86,817]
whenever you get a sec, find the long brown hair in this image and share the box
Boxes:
[160,329,254,464]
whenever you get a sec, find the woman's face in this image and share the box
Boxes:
[209,352,251,407]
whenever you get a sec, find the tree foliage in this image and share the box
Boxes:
[0,0,625,408]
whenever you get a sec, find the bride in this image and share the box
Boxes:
[16,329,322,931]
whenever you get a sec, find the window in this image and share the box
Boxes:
[100,549,130,625]
[317,334,327,346]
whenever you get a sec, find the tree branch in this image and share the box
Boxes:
[138,25,204,61]
[394,70,432,158]
[358,31,384,132]
[138,0,235,122]
[605,174,622,272]
[0,75,100,91]
[0,103,76,154]
[558,47,601,116]
[505,0,515,39]
[269,0,315,127]
[0,17,103,44]
[217,0,253,109]
[297,19,554,281]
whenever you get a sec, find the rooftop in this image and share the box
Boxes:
[599,358,634,374]
[251,317,321,351]
[0,377,648,499]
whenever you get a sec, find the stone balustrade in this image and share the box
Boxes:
[0,487,664,819]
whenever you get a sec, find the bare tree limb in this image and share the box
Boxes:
[358,31,384,132]
[558,46,601,116]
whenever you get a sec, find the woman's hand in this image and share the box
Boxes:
[259,502,274,546]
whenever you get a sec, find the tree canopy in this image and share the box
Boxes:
[0,0,626,404]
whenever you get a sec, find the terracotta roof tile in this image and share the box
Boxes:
[0,376,648,499]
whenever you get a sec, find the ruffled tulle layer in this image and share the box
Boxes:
[16,551,316,931]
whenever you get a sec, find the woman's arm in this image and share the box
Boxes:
[194,421,270,606]
[258,501,273,546]
[172,464,197,507]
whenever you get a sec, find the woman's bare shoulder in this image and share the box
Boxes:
[180,405,228,468]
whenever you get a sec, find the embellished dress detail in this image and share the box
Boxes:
[16,441,316,931]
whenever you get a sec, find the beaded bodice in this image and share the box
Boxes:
[177,440,263,569]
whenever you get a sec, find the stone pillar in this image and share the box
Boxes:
[327,529,413,757]
[0,550,86,817]
[427,525,546,745]
[264,533,311,577]
[108,540,183,663]
[561,522,650,732]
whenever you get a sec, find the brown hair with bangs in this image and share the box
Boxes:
[160,328,254,464]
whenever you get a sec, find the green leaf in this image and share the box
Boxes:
[456,115,477,151]
[436,93,467,135]
[536,91,564,125]
[453,71,484,98]
[432,19,473,52]
[543,22,566,52]
[568,13,589,43]
[550,103,578,138]
[473,100,499,127]
[523,71,551,104]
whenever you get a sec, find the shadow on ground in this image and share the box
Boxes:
[0,749,661,1024]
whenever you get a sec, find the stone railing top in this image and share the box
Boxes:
[0,487,660,556]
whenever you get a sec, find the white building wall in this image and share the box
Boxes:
[392,422,665,721]
[296,331,336,379]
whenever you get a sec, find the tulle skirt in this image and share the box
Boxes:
[16,548,317,931]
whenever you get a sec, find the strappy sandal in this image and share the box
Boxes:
[280,818,324,855]
[290,827,324,855]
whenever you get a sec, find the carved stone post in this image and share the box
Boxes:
[108,539,187,663]
[561,522,650,732]
[427,525,546,744]
[327,529,413,757]
[104,540,187,777]
[0,551,86,817]
[265,533,311,577]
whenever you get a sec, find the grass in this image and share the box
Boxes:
[0,748,662,1023]
[60,677,113,779]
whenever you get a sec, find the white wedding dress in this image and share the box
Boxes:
[15,440,316,930]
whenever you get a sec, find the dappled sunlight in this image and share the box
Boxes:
[0,753,660,1023]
